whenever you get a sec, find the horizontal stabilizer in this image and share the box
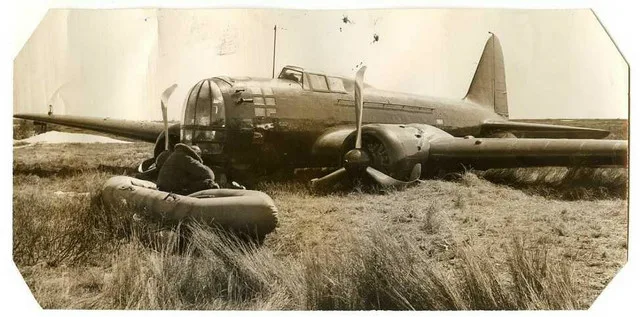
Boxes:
[481,120,611,139]
[14,114,166,143]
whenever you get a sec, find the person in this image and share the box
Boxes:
[281,71,301,83]
[157,143,220,195]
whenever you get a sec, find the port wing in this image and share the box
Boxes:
[14,114,166,143]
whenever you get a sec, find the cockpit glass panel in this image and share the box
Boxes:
[210,80,225,126]
[278,68,303,84]
[327,77,347,93]
[183,81,201,126]
[303,74,310,90]
[195,80,212,126]
[308,73,329,91]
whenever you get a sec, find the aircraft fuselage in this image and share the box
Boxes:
[180,71,504,180]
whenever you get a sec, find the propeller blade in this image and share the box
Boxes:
[354,66,367,149]
[160,84,178,151]
[161,84,178,106]
[310,167,347,191]
[408,163,422,181]
[365,164,421,189]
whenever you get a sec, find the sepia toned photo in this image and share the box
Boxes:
[12,7,628,310]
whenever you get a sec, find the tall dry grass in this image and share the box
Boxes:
[14,174,102,267]
[12,155,585,310]
[480,167,628,200]
[16,187,579,311]
[63,222,575,310]
[85,223,306,310]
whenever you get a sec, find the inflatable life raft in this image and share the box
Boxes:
[101,176,278,237]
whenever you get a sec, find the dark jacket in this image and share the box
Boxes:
[157,143,218,195]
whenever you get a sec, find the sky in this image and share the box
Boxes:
[13,8,628,120]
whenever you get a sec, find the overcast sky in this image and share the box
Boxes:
[13,8,628,120]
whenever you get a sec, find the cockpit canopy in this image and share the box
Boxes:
[278,65,351,93]
[278,66,303,84]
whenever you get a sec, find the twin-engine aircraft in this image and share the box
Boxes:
[15,34,627,190]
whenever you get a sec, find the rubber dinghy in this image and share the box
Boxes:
[101,176,278,237]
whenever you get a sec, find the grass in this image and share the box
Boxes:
[16,218,580,310]
[486,118,628,201]
[480,167,628,200]
[12,119,628,310]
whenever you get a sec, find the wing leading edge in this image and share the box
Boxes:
[428,137,627,171]
[14,114,167,143]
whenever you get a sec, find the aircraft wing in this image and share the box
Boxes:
[428,137,627,171]
[14,114,166,143]
[480,120,612,139]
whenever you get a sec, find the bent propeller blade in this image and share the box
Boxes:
[365,164,421,189]
[408,163,422,181]
[161,84,178,107]
[160,84,178,151]
[310,167,348,191]
[354,66,367,149]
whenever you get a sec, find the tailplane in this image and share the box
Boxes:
[464,32,508,118]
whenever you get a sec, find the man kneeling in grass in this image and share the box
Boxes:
[157,143,219,195]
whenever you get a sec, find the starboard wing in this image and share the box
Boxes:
[428,137,627,171]
[480,120,612,139]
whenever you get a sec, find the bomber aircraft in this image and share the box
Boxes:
[14,34,628,190]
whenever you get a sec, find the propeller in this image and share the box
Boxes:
[310,67,421,191]
[161,84,178,151]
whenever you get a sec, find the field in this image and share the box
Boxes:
[12,119,628,310]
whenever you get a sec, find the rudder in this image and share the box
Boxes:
[464,32,508,118]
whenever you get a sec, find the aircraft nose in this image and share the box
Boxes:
[183,79,226,127]
[181,79,227,154]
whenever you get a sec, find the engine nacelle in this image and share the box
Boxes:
[312,123,453,180]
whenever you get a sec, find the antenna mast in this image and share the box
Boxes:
[272,25,277,78]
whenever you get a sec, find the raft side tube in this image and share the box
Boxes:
[101,176,278,236]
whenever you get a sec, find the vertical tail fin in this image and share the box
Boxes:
[464,33,509,118]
